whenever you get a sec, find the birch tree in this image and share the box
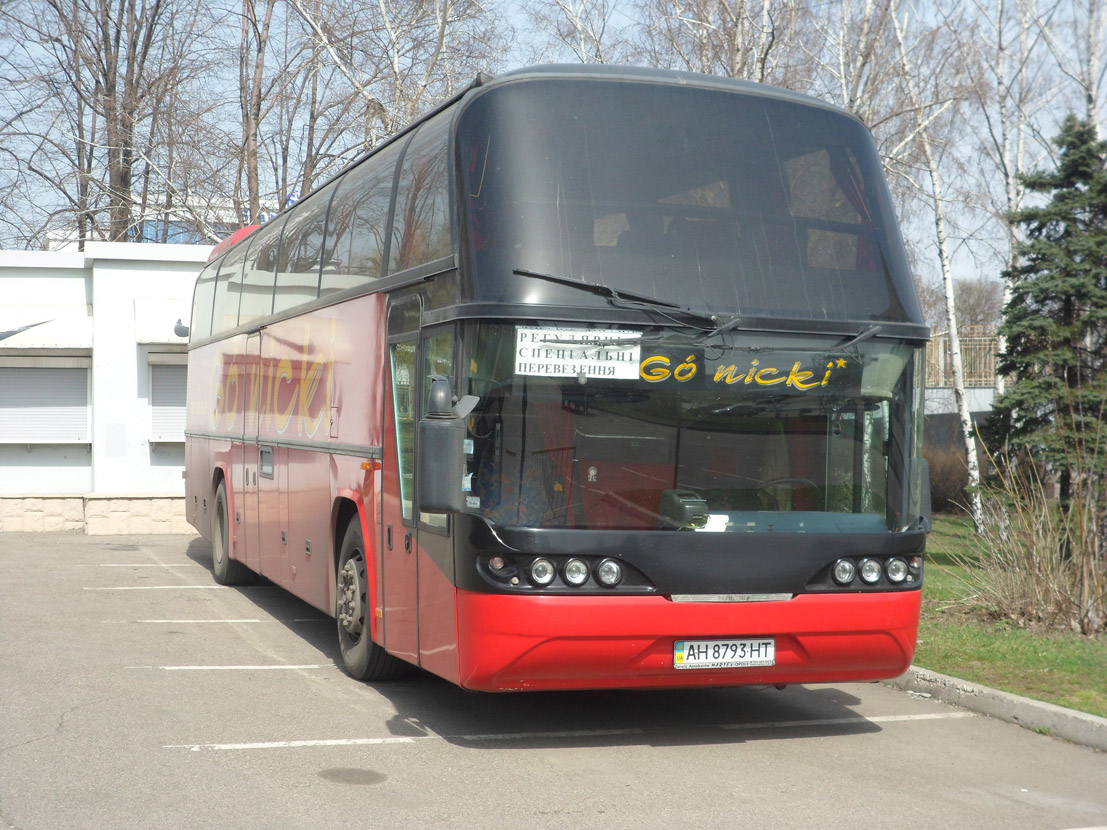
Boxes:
[0,0,196,245]
[634,0,806,84]
[1041,0,1107,132]
[524,0,624,64]
[891,2,985,529]
[956,0,1059,396]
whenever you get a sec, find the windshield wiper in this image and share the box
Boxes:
[834,325,883,363]
[692,312,746,345]
[513,268,719,331]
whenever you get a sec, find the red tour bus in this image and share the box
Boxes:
[183,66,931,691]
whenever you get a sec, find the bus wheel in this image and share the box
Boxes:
[211,480,251,586]
[336,521,405,681]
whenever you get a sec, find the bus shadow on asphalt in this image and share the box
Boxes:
[185,536,880,749]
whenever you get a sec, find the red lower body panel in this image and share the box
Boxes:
[455,590,920,692]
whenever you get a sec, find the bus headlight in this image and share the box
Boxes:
[528,558,556,587]
[886,558,908,583]
[859,558,883,584]
[563,558,590,586]
[595,559,623,587]
[832,559,856,585]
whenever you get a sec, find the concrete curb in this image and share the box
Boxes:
[885,666,1107,752]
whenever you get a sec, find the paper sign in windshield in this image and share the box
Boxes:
[515,327,641,380]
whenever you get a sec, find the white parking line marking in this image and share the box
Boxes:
[720,712,974,730]
[97,564,195,567]
[85,585,226,591]
[155,664,332,671]
[165,713,974,751]
[103,618,326,624]
[167,737,424,751]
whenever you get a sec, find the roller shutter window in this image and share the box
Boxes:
[150,364,187,442]
[0,367,90,443]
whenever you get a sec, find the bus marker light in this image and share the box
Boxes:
[909,556,923,572]
[832,559,856,585]
[886,558,908,583]
[859,559,882,584]
[563,558,589,586]
[596,559,622,587]
[529,558,556,586]
[488,555,508,574]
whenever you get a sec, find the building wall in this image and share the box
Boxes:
[0,242,210,533]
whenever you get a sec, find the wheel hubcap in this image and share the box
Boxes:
[337,557,364,637]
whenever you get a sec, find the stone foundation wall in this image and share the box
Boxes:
[0,496,192,534]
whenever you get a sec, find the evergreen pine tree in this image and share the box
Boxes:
[987,115,1107,504]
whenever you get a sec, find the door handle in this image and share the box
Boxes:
[387,524,393,550]
[404,533,412,553]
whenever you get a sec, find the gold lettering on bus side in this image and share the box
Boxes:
[713,364,743,384]
[247,356,263,419]
[266,358,280,432]
[785,361,819,390]
[300,327,326,436]
[274,357,296,433]
[673,356,697,382]
[325,318,337,436]
[754,367,786,385]
[224,362,240,429]
[640,355,671,382]
[746,359,759,383]
[210,357,224,429]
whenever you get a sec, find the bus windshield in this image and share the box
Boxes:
[458,78,922,324]
[462,322,920,533]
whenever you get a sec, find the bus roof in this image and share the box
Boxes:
[475,64,860,123]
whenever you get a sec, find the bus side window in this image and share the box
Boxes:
[190,260,218,341]
[274,180,335,314]
[238,215,286,328]
[320,141,404,297]
[211,233,252,335]
[390,113,452,274]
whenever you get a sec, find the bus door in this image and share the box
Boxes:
[414,327,458,682]
[240,332,262,573]
[381,297,460,680]
[381,298,421,664]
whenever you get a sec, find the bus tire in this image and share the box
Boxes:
[336,520,405,681]
[211,480,252,586]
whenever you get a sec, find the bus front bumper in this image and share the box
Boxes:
[455,589,920,692]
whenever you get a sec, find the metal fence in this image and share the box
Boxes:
[926,325,999,388]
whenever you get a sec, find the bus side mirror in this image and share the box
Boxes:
[417,377,478,514]
[174,319,190,338]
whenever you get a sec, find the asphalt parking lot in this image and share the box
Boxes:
[2,532,1106,830]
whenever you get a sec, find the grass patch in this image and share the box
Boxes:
[916,515,1107,718]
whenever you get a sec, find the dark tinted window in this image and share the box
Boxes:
[320,142,403,296]
[390,113,452,273]
[457,80,921,324]
[211,236,251,334]
[238,215,286,327]
[274,181,335,313]
[190,261,217,340]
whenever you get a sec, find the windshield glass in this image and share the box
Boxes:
[461,322,919,532]
[457,78,921,324]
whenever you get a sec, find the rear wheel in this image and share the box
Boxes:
[211,480,252,585]
[336,520,405,681]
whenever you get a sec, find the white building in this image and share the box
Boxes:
[0,242,209,533]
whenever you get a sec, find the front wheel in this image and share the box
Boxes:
[336,520,405,681]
